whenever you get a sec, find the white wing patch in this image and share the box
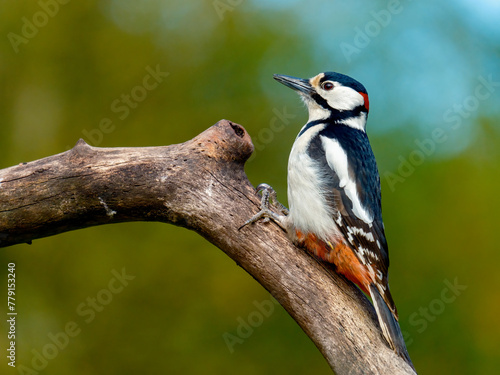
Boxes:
[335,211,343,227]
[346,225,375,243]
[320,136,374,224]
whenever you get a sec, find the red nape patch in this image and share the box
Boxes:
[359,92,369,111]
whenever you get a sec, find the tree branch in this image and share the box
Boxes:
[0,120,416,374]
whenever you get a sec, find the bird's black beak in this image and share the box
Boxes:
[273,74,314,95]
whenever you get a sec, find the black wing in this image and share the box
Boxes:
[308,125,393,305]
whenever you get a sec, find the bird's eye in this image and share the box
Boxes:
[322,81,334,91]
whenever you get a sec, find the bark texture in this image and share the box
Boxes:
[0,120,416,374]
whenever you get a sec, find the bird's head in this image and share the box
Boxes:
[274,72,369,130]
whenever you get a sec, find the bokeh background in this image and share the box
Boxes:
[1,0,499,374]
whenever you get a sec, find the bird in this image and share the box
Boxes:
[243,71,413,365]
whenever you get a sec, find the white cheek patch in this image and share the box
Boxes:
[325,86,364,112]
[320,136,374,224]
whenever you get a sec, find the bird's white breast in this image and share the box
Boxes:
[287,124,342,241]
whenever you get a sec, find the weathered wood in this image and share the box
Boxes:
[0,120,416,374]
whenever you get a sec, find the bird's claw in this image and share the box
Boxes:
[239,183,288,230]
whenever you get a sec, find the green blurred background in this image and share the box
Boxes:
[1,0,499,374]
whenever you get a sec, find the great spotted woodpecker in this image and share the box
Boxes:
[244,72,412,364]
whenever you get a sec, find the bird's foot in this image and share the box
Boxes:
[240,183,289,231]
